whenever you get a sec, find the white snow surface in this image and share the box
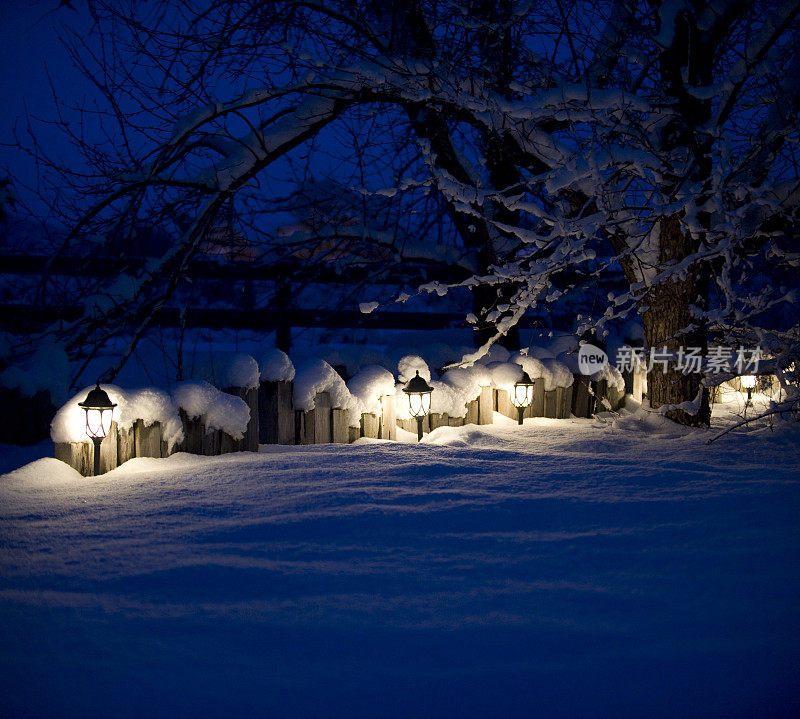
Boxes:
[172,380,250,439]
[346,365,396,416]
[259,348,295,382]
[218,353,261,389]
[50,385,184,450]
[293,359,357,412]
[397,355,431,383]
[3,396,799,718]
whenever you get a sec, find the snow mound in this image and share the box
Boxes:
[440,365,491,405]
[475,345,512,365]
[485,361,524,391]
[591,362,626,392]
[397,355,431,383]
[260,349,295,382]
[293,359,357,412]
[347,365,396,416]
[173,380,250,439]
[194,352,260,390]
[51,384,185,450]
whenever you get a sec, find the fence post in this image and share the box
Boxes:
[54,441,91,476]
[259,380,294,445]
[478,386,493,424]
[571,375,591,418]
[225,385,259,451]
[361,412,379,439]
[117,425,135,466]
[331,408,349,443]
[134,419,163,458]
[379,394,396,440]
[543,389,559,418]
[465,398,479,425]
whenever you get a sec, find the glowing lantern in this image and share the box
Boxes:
[78,384,117,476]
[511,371,536,425]
[402,370,433,441]
[740,374,757,404]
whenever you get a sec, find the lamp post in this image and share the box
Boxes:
[740,374,757,407]
[511,371,536,425]
[78,384,117,476]
[402,370,434,441]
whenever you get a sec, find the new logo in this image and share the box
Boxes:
[578,343,608,375]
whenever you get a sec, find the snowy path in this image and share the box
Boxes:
[1,410,799,718]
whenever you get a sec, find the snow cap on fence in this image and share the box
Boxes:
[475,344,512,365]
[485,361,524,392]
[260,349,295,382]
[512,352,574,391]
[397,355,431,383]
[173,380,250,439]
[293,359,357,412]
[347,365,396,416]
[51,385,185,450]
[440,365,491,405]
[218,353,260,389]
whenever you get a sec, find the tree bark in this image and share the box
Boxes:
[640,216,711,427]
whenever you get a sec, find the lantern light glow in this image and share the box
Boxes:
[78,385,117,475]
[402,371,434,441]
[511,371,536,424]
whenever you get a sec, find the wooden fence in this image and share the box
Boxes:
[55,368,642,476]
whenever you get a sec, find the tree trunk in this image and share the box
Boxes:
[640,216,711,427]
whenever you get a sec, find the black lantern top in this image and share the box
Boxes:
[402,370,434,395]
[79,384,117,411]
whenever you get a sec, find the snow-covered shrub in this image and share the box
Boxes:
[173,380,250,439]
[347,365,396,416]
[440,365,491,406]
[51,385,185,451]
[260,349,295,382]
[293,359,358,413]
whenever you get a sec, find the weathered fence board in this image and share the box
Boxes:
[449,415,465,427]
[379,395,396,440]
[134,419,162,458]
[332,408,349,443]
[225,386,259,451]
[478,386,493,424]
[571,375,591,418]
[54,441,91,477]
[259,380,294,445]
[348,425,361,443]
[117,425,135,465]
[543,389,559,418]
[429,412,450,430]
[299,391,332,445]
[562,385,573,418]
[178,409,204,454]
[361,412,379,439]
[494,389,517,420]
[465,398,479,425]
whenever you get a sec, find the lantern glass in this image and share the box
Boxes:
[85,407,114,439]
[511,383,534,408]
[740,374,757,389]
[408,391,431,418]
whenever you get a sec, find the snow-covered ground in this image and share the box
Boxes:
[1,398,799,718]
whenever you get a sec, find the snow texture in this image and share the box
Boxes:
[2,395,799,718]
[195,353,260,390]
[397,355,431,383]
[292,359,357,412]
[259,349,295,382]
[172,380,250,439]
[346,365,396,416]
[50,385,184,451]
